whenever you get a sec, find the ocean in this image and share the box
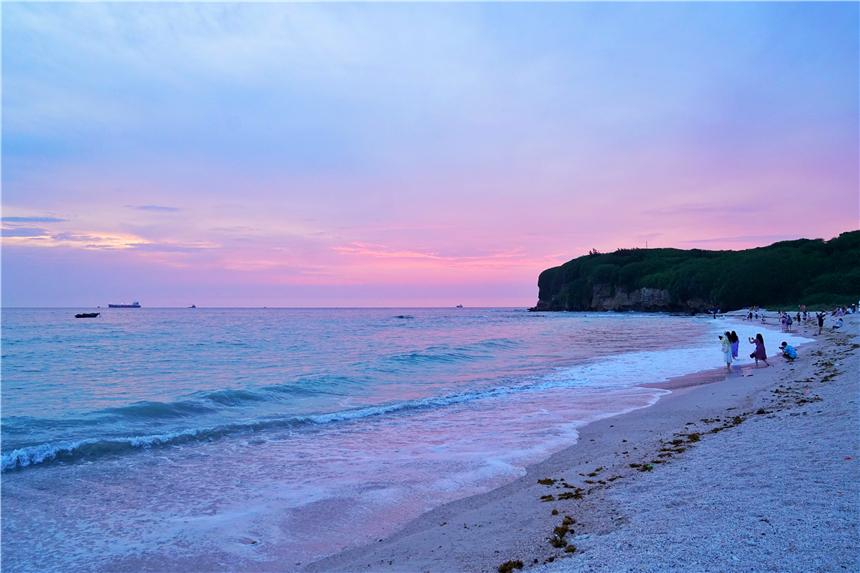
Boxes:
[0,308,811,571]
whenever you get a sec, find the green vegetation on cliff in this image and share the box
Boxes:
[535,230,860,312]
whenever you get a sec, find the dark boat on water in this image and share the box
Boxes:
[108,301,141,308]
[75,313,100,319]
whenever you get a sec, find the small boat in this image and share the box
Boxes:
[189,304,197,308]
[75,313,100,319]
[108,301,141,308]
[456,304,464,309]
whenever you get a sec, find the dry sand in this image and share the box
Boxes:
[305,316,859,573]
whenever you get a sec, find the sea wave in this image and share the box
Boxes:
[1,378,361,455]
[1,372,599,472]
[13,326,786,473]
[1,429,210,472]
[388,338,519,364]
[102,400,215,418]
[85,378,352,421]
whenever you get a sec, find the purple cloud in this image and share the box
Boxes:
[645,203,764,216]
[1,227,49,237]
[682,234,799,245]
[1,216,66,223]
[126,205,180,213]
[129,243,213,253]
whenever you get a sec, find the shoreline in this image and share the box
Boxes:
[305,317,858,572]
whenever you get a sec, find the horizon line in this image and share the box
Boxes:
[1,305,527,310]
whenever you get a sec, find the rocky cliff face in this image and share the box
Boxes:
[534,283,710,312]
[590,285,671,310]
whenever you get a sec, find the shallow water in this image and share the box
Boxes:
[0,308,811,571]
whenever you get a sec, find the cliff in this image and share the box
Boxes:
[533,230,860,312]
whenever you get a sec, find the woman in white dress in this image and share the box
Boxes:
[720,332,732,372]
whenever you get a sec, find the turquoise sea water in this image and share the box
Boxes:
[0,308,809,571]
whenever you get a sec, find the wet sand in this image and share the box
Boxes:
[304,316,859,573]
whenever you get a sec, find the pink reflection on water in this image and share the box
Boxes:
[2,384,662,572]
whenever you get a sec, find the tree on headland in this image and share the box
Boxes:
[535,230,860,312]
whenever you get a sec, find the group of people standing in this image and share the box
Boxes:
[746,304,856,336]
[778,312,795,332]
[718,301,857,372]
[821,305,855,332]
[719,330,769,371]
[744,307,775,325]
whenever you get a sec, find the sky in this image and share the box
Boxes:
[2,2,858,307]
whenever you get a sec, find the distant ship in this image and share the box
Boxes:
[108,301,141,308]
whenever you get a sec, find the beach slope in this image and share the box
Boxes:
[306,317,859,573]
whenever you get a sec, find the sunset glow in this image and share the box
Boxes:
[3,2,858,306]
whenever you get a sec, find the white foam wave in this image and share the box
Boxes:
[541,317,813,390]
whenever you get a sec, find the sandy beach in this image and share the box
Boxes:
[305,315,859,573]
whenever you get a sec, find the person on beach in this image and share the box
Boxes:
[748,333,770,367]
[786,313,793,332]
[729,330,739,359]
[779,341,797,361]
[833,317,844,330]
[817,312,825,335]
[720,333,733,371]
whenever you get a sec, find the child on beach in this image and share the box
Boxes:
[720,333,733,371]
[748,333,770,367]
[779,341,797,361]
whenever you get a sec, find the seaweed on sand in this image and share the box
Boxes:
[498,560,524,573]
[553,524,570,538]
